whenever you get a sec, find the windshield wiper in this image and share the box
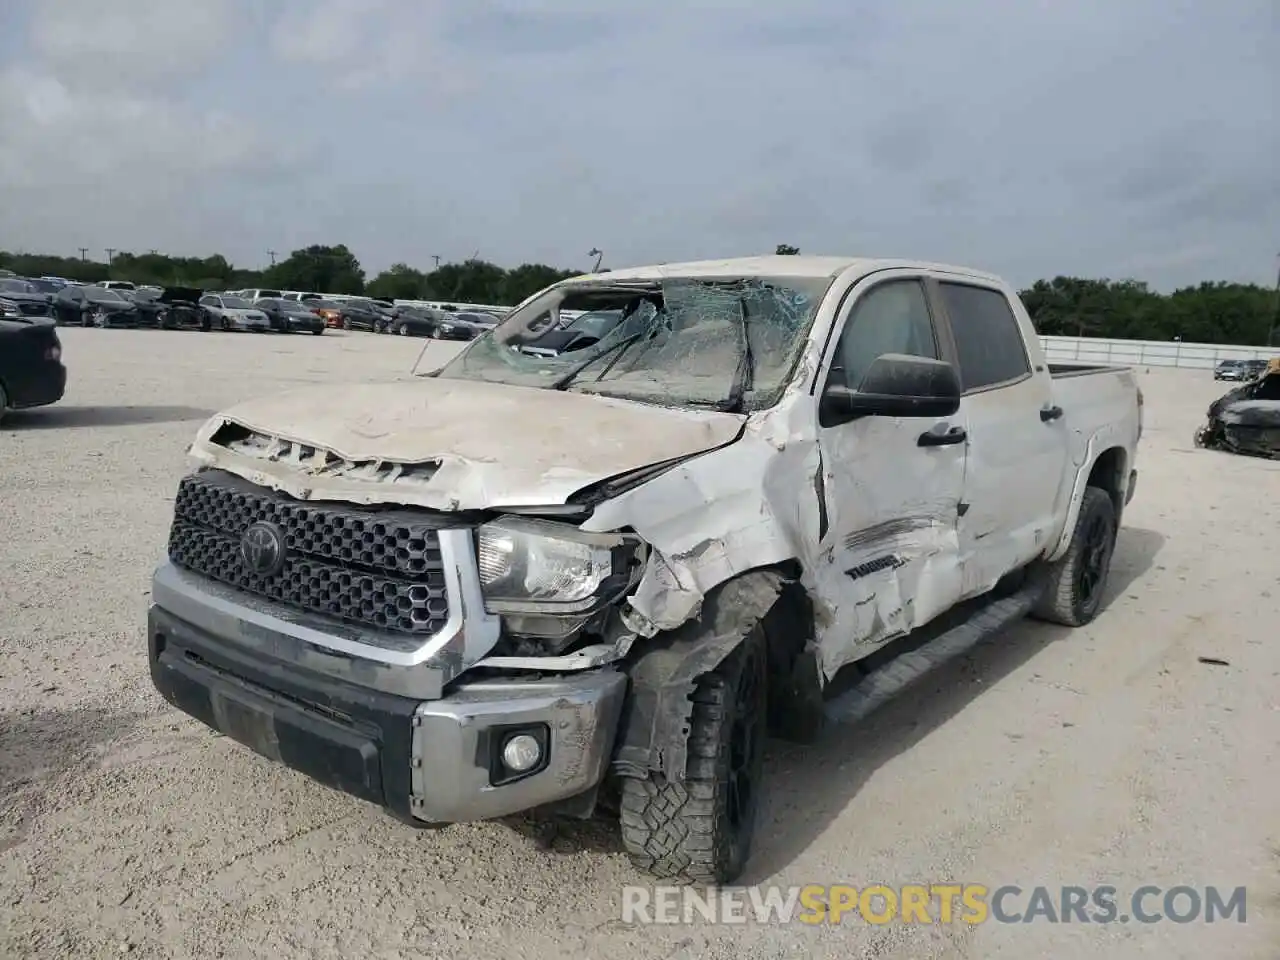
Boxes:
[548,332,645,391]
[721,296,754,412]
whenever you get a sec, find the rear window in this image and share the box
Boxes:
[938,283,1031,391]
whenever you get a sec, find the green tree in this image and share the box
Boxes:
[424,258,508,304]
[367,262,429,300]
[501,263,579,305]
[265,244,364,294]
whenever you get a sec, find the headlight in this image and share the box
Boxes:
[476,516,643,615]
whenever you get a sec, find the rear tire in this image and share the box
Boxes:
[1030,486,1117,627]
[312,326,324,336]
[618,625,768,885]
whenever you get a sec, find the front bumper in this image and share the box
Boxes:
[435,326,476,341]
[148,602,627,822]
[95,311,139,328]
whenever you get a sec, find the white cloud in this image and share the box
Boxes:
[0,0,1275,287]
[28,0,236,89]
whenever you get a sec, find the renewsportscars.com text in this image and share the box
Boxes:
[621,884,1247,926]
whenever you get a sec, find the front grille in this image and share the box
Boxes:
[18,302,51,317]
[167,470,452,635]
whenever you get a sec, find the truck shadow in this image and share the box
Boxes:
[5,405,215,429]
[0,705,140,853]
[743,524,1166,882]
[509,526,1166,874]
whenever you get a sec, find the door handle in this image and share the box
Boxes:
[918,426,967,447]
[1040,405,1063,422]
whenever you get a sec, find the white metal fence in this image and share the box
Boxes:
[1041,335,1277,370]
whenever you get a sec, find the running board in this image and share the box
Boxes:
[822,583,1041,726]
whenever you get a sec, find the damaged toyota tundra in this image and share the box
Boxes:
[148,256,1143,884]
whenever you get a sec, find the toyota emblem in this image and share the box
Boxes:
[240,521,287,576]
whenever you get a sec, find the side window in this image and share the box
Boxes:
[829,279,938,390]
[938,283,1030,391]
[200,296,216,307]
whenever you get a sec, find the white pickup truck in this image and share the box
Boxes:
[148,256,1142,885]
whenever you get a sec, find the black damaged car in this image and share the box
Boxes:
[255,298,326,335]
[158,286,210,330]
[0,311,66,422]
[0,278,55,321]
[53,285,140,327]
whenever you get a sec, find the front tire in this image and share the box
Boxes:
[618,625,768,885]
[1030,486,1117,627]
[397,323,409,336]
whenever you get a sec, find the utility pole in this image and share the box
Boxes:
[78,248,88,261]
[105,248,115,263]
[432,255,440,268]
[588,248,603,272]
[268,250,277,266]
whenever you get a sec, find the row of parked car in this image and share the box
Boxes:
[0,275,512,340]
[1212,358,1271,381]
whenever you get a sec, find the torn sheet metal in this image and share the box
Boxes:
[186,377,745,511]
[580,376,963,683]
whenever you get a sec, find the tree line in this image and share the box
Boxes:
[2,243,1277,346]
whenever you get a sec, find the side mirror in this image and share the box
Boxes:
[819,354,961,427]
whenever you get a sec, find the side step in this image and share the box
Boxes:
[822,582,1042,726]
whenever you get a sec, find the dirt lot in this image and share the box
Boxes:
[2,329,1277,959]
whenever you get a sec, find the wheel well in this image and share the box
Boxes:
[1087,446,1127,517]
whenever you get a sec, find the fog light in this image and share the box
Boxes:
[501,734,542,773]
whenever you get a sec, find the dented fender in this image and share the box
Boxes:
[611,570,786,780]
[580,398,825,635]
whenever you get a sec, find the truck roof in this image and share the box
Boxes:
[578,255,1005,284]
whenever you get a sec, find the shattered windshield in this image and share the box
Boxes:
[433,274,833,411]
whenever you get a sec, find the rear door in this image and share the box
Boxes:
[931,279,1069,596]
[813,271,969,674]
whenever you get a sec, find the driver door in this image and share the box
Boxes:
[813,272,968,676]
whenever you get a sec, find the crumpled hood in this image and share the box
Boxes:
[189,377,746,510]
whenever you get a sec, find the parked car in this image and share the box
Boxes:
[431,310,499,340]
[120,288,170,327]
[147,255,1142,886]
[255,298,326,335]
[337,298,387,332]
[1195,358,1280,458]
[53,285,140,327]
[200,294,270,332]
[310,299,345,328]
[1239,358,1269,380]
[99,280,137,292]
[239,288,284,302]
[385,304,446,337]
[24,278,67,297]
[0,278,55,320]
[1213,359,1250,381]
[0,313,66,421]
[158,287,210,331]
[519,309,624,358]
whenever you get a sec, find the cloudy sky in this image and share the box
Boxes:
[0,0,1275,289]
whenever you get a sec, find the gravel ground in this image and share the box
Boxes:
[1,328,1277,960]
